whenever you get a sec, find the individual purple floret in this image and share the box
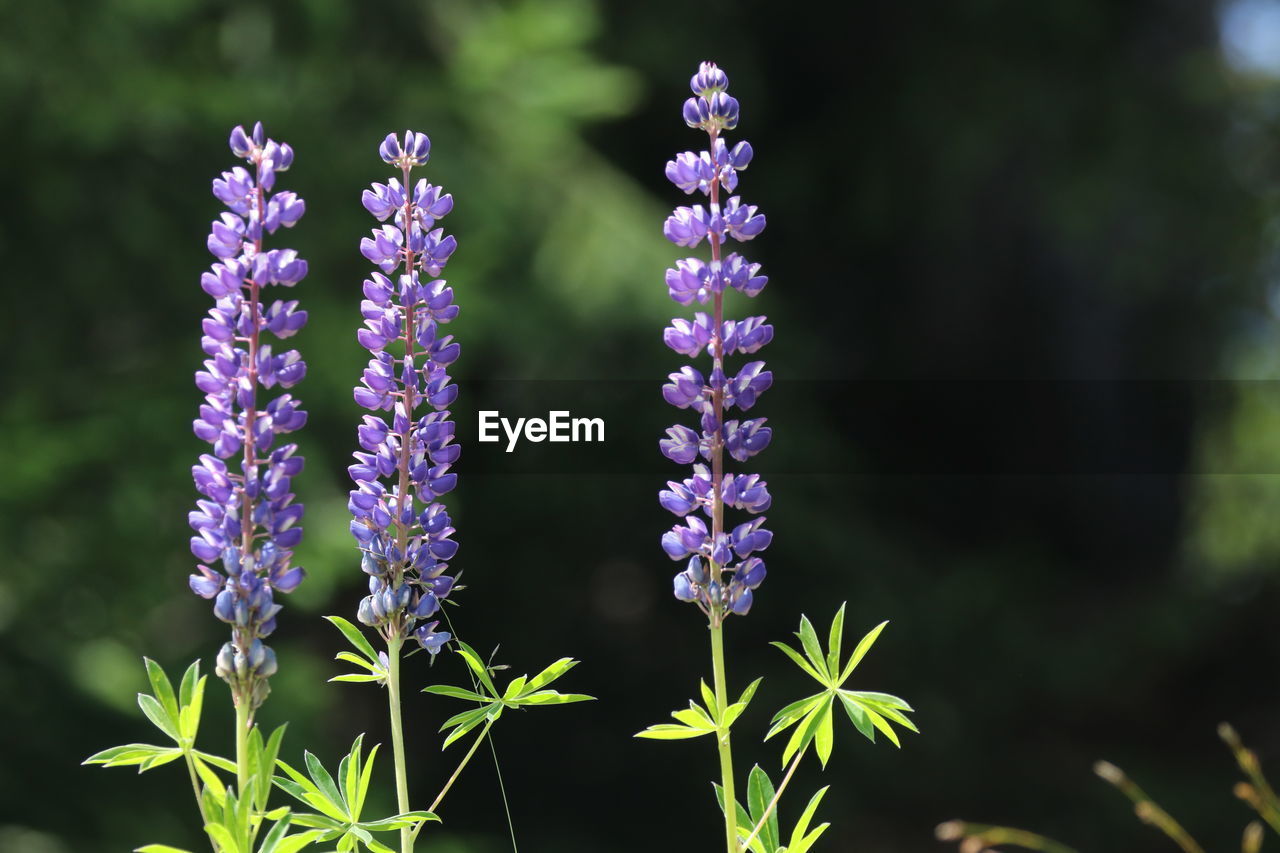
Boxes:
[660,63,772,620]
[189,122,308,711]
[348,130,460,654]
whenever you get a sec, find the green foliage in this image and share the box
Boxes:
[423,642,594,749]
[83,658,236,788]
[273,734,436,852]
[323,616,389,685]
[767,605,917,767]
[634,677,762,741]
[714,768,831,853]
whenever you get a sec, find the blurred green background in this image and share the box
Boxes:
[5,0,1280,850]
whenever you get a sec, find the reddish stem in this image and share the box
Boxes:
[707,127,726,624]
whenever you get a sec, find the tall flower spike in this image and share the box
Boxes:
[190,122,308,712]
[350,129,460,654]
[661,62,772,621]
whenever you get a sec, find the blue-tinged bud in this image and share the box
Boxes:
[683,97,710,129]
[379,133,401,164]
[690,61,729,96]
[357,595,378,626]
[258,645,278,677]
[248,638,267,670]
[213,589,236,623]
[673,572,697,602]
[708,93,739,130]
[229,126,252,158]
[216,642,236,679]
[687,556,707,584]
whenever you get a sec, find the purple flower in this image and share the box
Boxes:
[349,131,461,655]
[659,64,772,622]
[189,123,308,711]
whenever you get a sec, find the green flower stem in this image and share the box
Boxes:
[411,716,497,843]
[740,743,808,851]
[184,752,218,852]
[386,635,413,853]
[710,621,739,853]
[234,701,251,851]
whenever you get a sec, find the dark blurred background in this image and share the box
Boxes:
[4,0,1280,850]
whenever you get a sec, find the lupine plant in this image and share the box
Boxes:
[637,62,918,852]
[85,124,591,853]
[329,129,593,853]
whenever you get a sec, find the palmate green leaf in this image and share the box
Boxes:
[673,701,716,730]
[765,694,823,742]
[770,641,824,685]
[269,831,328,853]
[770,607,916,767]
[276,758,349,823]
[634,723,710,740]
[441,706,498,750]
[355,743,379,820]
[713,784,769,853]
[836,693,876,742]
[422,684,487,702]
[278,810,344,831]
[303,750,348,816]
[358,811,438,830]
[249,724,288,813]
[814,697,835,767]
[83,743,181,771]
[204,823,239,853]
[338,739,359,821]
[178,674,207,743]
[254,813,293,853]
[826,604,846,678]
[135,845,195,853]
[522,657,578,693]
[138,693,181,743]
[747,765,780,853]
[784,785,832,853]
[192,754,227,804]
[268,833,326,853]
[513,690,593,705]
[178,661,200,708]
[324,616,380,667]
[194,749,237,774]
[454,641,499,697]
[502,674,528,700]
[782,695,833,768]
[329,673,384,684]
[700,679,718,717]
[721,677,764,730]
[840,620,888,684]
[847,690,915,712]
[144,658,180,725]
[795,615,830,682]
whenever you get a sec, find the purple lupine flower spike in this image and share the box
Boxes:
[190,123,308,711]
[661,63,772,621]
[349,130,460,654]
